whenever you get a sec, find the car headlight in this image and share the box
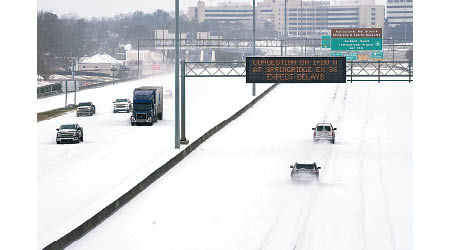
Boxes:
[73,132,77,136]
[57,132,61,136]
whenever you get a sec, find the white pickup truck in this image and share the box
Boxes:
[113,98,131,113]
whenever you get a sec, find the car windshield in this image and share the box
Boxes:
[134,103,152,111]
[295,164,314,169]
[316,125,331,131]
[60,124,76,129]
[116,99,127,102]
[79,102,91,106]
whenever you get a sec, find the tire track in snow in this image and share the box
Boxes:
[377,136,397,250]
[356,89,373,250]
[358,158,368,250]
[289,85,346,249]
[255,84,348,250]
[257,212,282,250]
[38,126,134,179]
[290,84,348,250]
[290,187,319,250]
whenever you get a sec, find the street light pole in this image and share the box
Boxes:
[137,39,140,79]
[252,0,256,96]
[284,0,287,56]
[175,0,180,149]
[72,57,76,105]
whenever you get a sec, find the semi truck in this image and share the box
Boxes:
[131,86,163,126]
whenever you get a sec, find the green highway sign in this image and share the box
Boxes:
[330,52,343,57]
[345,53,357,60]
[331,38,382,51]
[322,35,331,48]
[371,51,384,59]
[330,28,383,51]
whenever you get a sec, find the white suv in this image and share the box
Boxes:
[312,123,337,144]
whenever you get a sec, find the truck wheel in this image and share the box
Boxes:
[80,136,83,142]
[77,114,79,117]
[158,113,163,120]
[331,139,335,144]
[113,110,117,113]
[56,141,60,144]
[131,123,135,126]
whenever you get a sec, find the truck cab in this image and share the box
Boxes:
[77,102,95,116]
[131,86,163,126]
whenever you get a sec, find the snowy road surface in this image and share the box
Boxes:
[37,72,271,248]
[65,83,412,250]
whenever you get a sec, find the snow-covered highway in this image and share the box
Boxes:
[37,72,271,248]
[63,82,412,250]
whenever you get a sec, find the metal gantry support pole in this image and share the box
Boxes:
[180,60,189,144]
[281,40,283,56]
[252,0,256,96]
[65,80,68,107]
[350,61,353,83]
[175,0,180,149]
[409,60,412,83]
[392,40,395,61]
[72,58,76,105]
[378,60,381,83]
[284,0,287,56]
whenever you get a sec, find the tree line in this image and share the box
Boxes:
[37,10,276,80]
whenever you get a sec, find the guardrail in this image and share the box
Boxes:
[37,71,170,99]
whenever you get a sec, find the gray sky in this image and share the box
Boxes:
[37,0,387,19]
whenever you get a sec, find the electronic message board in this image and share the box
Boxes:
[246,57,346,83]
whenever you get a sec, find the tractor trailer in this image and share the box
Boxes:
[131,86,163,126]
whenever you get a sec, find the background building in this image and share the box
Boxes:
[189,1,384,38]
[188,1,253,23]
[386,0,413,27]
[259,0,384,38]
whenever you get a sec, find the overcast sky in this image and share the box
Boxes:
[38,0,387,19]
